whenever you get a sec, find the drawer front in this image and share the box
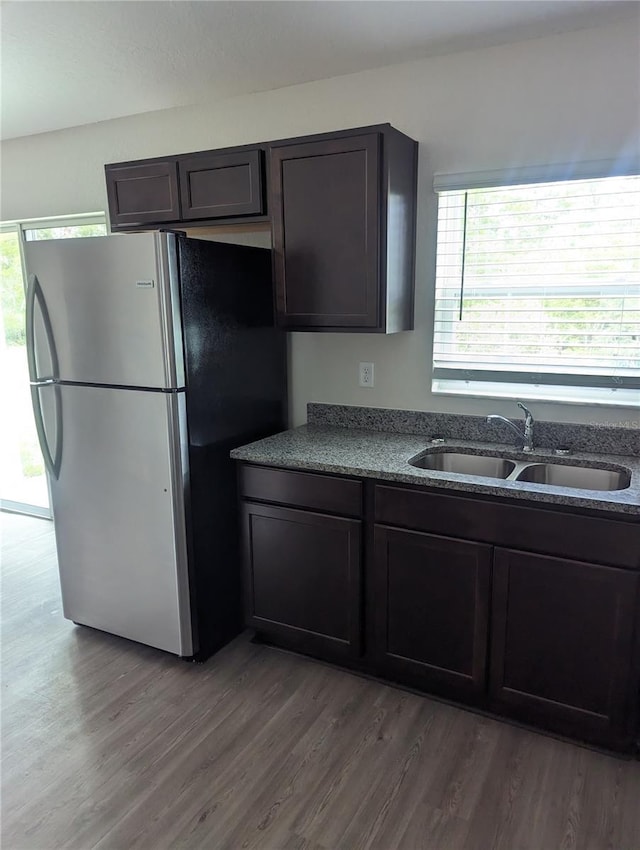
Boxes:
[375,484,640,569]
[105,161,180,227]
[239,464,362,517]
[179,150,264,220]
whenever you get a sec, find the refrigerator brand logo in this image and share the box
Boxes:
[136,280,155,288]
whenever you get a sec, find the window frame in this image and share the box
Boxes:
[430,165,640,409]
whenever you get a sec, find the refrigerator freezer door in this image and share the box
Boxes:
[24,232,184,390]
[49,383,194,656]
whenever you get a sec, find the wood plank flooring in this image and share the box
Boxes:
[2,511,639,850]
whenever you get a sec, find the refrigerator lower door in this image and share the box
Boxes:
[49,383,195,656]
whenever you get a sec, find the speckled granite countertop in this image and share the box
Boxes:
[231,424,640,517]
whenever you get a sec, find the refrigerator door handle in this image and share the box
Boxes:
[26,273,59,383]
[29,383,63,480]
[26,274,63,478]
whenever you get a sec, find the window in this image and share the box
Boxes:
[432,173,640,406]
[0,213,106,517]
[23,219,107,241]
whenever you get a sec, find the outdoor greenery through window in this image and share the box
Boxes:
[432,174,640,405]
[24,222,107,242]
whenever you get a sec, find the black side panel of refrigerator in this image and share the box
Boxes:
[177,236,287,659]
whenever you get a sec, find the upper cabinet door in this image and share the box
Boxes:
[270,134,381,330]
[105,160,180,228]
[178,150,264,220]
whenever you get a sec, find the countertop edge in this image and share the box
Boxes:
[230,426,640,518]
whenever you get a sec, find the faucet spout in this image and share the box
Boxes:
[486,415,525,444]
[517,403,535,453]
[487,404,535,452]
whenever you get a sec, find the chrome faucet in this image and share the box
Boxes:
[487,402,535,453]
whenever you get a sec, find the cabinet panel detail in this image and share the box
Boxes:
[239,464,362,516]
[490,547,640,746]
[242,502,362,657]
[374,525,491,698]
[105,161,180,227]
[179,150,264,220]
[280,148,375,317]
[270,134,380,328]
[374,484,640,570]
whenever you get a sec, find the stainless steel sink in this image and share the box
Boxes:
[408,448,631,492]
[514,463,630,491]
[409,451,516,478]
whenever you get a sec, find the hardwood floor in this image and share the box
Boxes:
[2,511,639,850]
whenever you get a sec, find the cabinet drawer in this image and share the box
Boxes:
[239,464,362,517]
[179,150,264,220]
[105,160,180,227]
[375,484,640,569]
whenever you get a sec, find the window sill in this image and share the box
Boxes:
[431,379,640,409]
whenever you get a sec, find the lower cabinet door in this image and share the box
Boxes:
[373,525,491,699]
[490,548,640,749]
[242,502,362,658]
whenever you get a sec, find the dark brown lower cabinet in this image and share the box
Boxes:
[237,465,640,752]
[490,548,640,749]
[373,525,492,700]
[241,502,362,658]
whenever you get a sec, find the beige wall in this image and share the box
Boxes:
[2,20,639,427]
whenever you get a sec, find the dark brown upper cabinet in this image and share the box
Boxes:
[269,125,418,332]
[104,126,417,330]
[105,160,180,229]
[178,150,264,220]
[105,146,267,231]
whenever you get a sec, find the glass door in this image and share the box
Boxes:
[0,228,50,515]
[0,216,106,517]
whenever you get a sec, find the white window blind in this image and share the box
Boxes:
[432,175,640,402]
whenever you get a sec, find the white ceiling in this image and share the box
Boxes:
[1,0,636,141]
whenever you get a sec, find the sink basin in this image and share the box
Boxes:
[515,463,630,491]
[409,449,632,492]
[409,451,516,478]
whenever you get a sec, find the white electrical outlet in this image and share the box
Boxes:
[359,362,375,388]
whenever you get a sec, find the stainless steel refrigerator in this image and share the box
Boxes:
[24,231,286,659]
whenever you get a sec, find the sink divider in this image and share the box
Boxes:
[506,460,540,482]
